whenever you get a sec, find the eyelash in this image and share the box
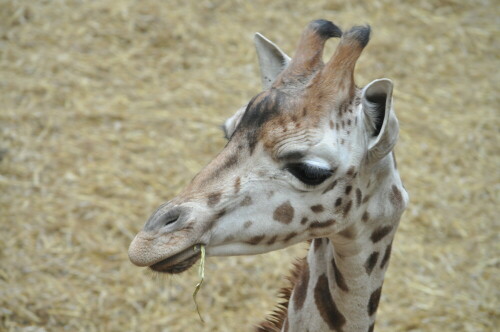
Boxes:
[285,163,333,186]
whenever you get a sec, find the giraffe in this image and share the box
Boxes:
[128,19,408,331]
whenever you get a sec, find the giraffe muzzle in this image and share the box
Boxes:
[128,203,212,272]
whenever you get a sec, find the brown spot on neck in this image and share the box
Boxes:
[370,225,393,243]
[390,185,403,208]
[342,200,352,217]
[368,286,383,316]
[345,185,352,195]
[314,274,346,331]
[291,260,310,311]
[364,251,379,275]
[362,211,370,222]
[362,194,371,204]
[331,257,349,292]
[257,257,307,332]
[346,166,356,177]
[380,243,392,269]
[335,197,342,207]
[355,188,362,207]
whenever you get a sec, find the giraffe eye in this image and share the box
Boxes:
[285,163,333,186]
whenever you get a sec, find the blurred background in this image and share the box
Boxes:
[0,0,498,331]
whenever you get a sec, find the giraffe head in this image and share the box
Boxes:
[128,20,404,273]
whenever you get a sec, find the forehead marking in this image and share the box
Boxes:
[235,89,287,154]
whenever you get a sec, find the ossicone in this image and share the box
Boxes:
[274,19,342,86]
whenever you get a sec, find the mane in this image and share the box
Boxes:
[255,253,308,332]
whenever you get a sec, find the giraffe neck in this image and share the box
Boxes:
[285,229,395,332]
[255,155,406,332]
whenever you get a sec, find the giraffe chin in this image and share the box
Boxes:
[149,246,201,274]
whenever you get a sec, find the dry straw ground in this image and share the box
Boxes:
[0,0,498,331]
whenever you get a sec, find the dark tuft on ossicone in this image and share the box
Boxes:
[345,25,371,48]
[311,19,342,39]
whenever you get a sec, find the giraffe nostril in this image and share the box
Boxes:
[144,206,188,232]
[156,208,183,227]
[161,214,179,227]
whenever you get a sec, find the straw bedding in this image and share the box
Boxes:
[0,0,498,331]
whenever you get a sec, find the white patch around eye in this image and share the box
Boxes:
[302,158,331,170]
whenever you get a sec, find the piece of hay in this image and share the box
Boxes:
[192,244,205,323]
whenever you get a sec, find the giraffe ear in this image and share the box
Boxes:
[362,79,399,163]
[222,104,247,140]
[222,34,290,140]
[254,32,291,89]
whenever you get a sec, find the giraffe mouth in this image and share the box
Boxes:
[149,245,202,274]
